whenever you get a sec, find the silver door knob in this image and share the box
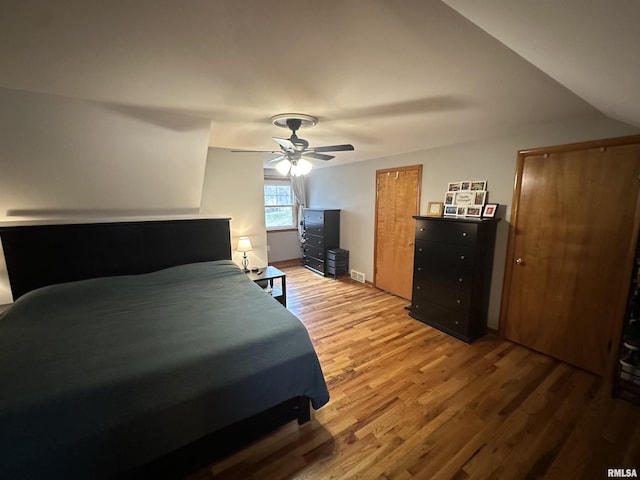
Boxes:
[516,258,524,265]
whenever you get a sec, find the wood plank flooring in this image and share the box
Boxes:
[186,264,640,480]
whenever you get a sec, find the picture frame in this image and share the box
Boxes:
[426,201,444,217]
[466,206,482,217]
[471,180,487,191]
[460,180,471,191]
[444,192,455,205]
[454,191,474,206]
[473,190,487,205]
[456,206,467,216]
[483,203,498,218]
[447,182,461,192]
[444,205,458,216]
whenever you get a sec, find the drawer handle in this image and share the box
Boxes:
[420,228,425,232]
[456,299,461,304]
[460,255,465,260]
[415,304,419,309]
[462,232,467,237]
[417,267,422,271]
[416,286,421,290]
[418,248,423,252]
[458,278,463,283]
[455,320,459,325]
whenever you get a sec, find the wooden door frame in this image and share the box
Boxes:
[499,134,640,379]
[373,164,422,290]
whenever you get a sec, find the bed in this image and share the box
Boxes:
[0,218,330,479]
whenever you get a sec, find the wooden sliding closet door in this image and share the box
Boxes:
[500,136,640,375]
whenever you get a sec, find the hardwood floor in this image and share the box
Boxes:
[187,264,640,479]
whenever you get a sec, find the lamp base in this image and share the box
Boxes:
[241,253,249,272]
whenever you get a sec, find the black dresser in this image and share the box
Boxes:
[302,209,340,276]
[409,216,499,343]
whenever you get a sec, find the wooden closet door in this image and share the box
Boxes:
[500,138,640,375]
[374,165,422,300]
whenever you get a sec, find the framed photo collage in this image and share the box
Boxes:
[439,180,497,218]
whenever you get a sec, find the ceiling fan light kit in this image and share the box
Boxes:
[232,113,354,175]
[274,157,313,176]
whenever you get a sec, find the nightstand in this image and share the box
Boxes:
[246,266,287,307]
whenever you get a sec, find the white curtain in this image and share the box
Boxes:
[290,175,307,242]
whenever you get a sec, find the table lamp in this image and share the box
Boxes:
[236,236,252,272]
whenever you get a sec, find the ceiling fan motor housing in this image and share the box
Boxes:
[290,133,308,151]
[286,118,302,132]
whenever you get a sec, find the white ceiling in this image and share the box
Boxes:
[1,0,638,168]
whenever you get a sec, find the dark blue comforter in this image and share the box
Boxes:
[0,260,329,478]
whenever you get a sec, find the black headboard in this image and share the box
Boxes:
[0,218,232,300]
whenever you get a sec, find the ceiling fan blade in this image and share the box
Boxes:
[311,144,355,153]
[303,152,335,161]
[272,137,295,152]
[268,155,287,163]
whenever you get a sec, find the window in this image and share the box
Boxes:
[264,179,295,230]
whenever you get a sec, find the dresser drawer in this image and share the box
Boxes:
[326,264,348,276]
[410,300,469,336]
[414,269,474,296]
[304,235,326,250]
[304,244,324,260]
[327,258,348,268]
[412,285,471,313]
[304,257,324,273]
[415,221,477,246]
[304,224,325,236]
[304,210,325,225]
[414,268,474,292]
[326,248,349,261]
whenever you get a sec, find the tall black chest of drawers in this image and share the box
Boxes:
[302,209,340,276]
[410,216,499,343]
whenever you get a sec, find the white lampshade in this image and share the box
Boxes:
[297,158,313,175]
[236,236,252,252]
[276,158,313,176]
[276,159,292,175]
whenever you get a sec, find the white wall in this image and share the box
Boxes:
[0,87,210,219]
[0,87,212,304]
[199,148,268,270]
[267,230,303,263]
[306,112,640,329]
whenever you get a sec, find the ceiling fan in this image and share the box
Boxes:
[232,114,354,176]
